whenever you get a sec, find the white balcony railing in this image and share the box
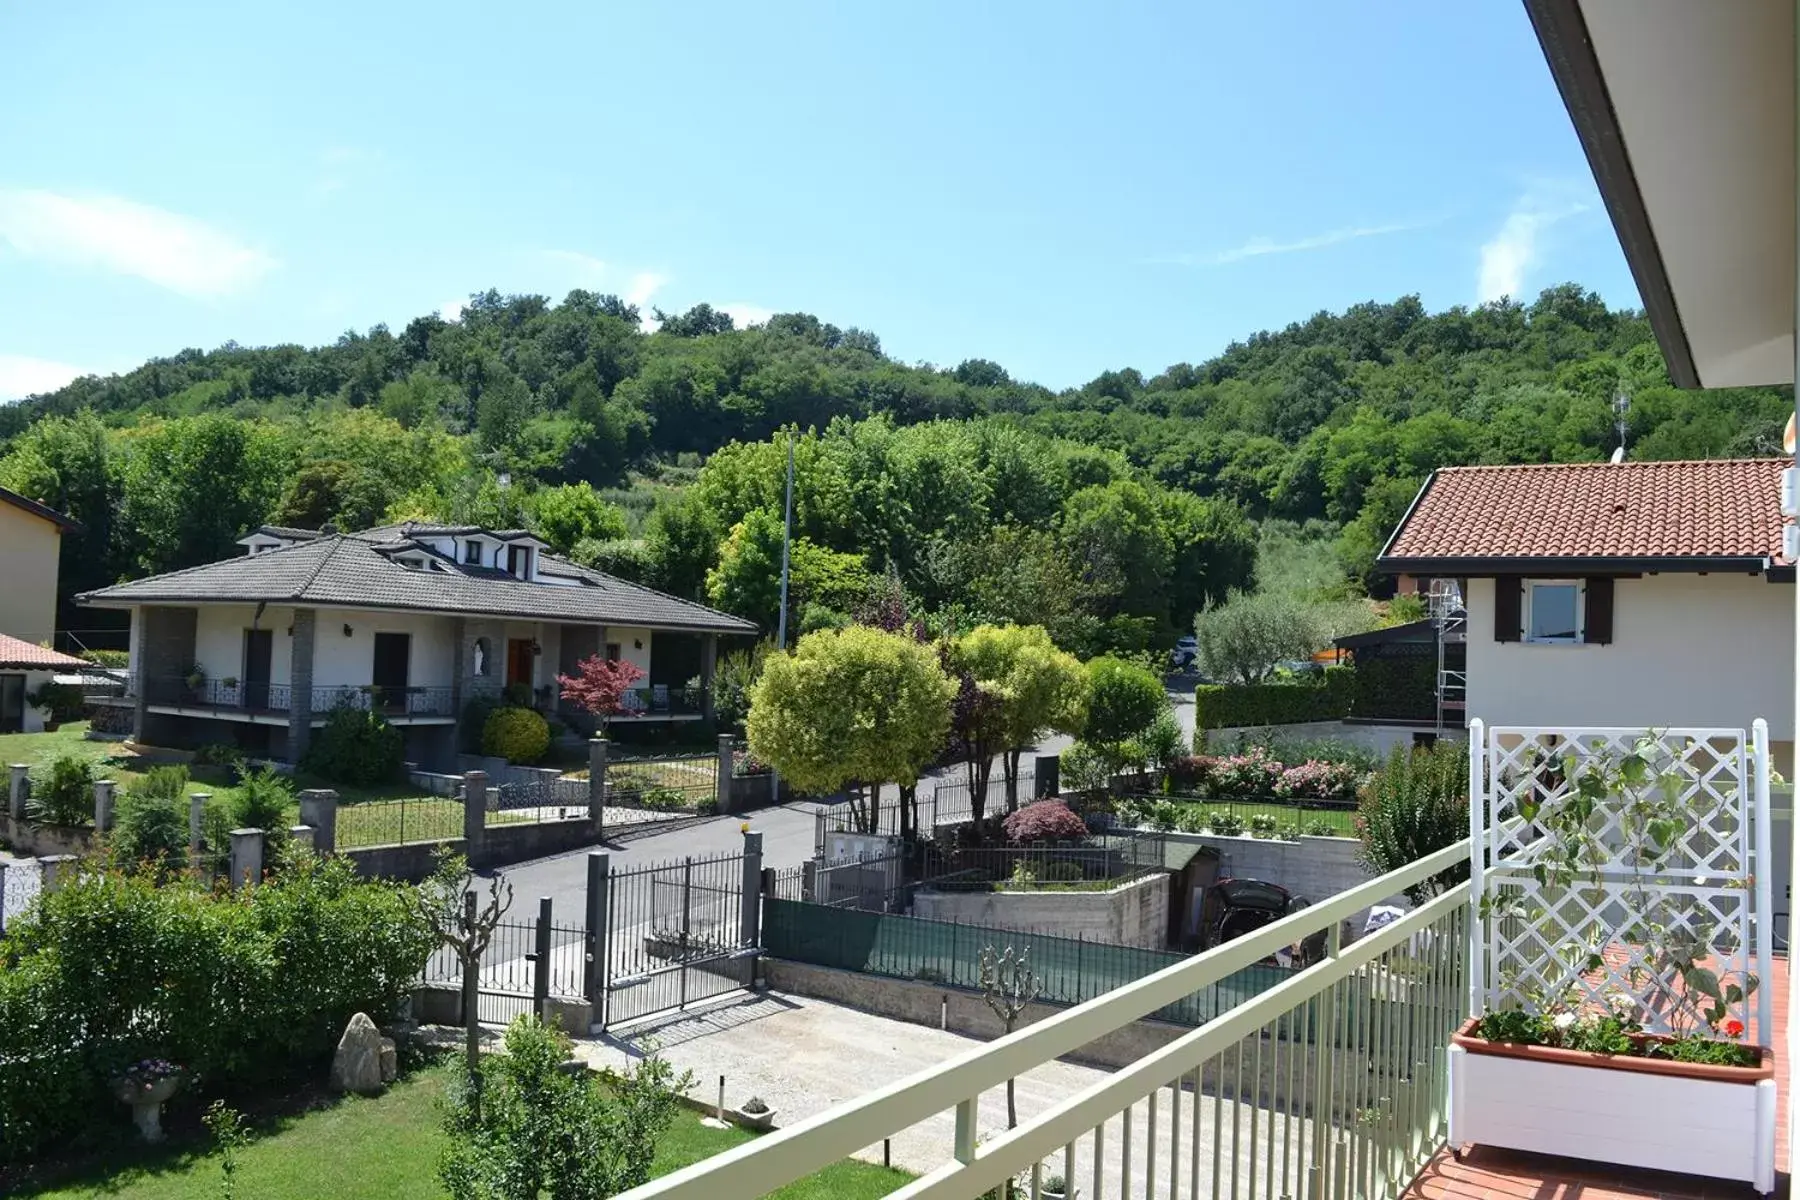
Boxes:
[621,840,1471,1200]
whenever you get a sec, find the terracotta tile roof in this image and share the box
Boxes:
[0,634,90,671]
[1380,458,1787,568]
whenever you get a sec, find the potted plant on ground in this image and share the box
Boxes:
[735,1095,776,1132]
[113,1058,185,1142]
[184,665,207,701]
[1453,730,1777,1193]
[1039,1169,1073,1200]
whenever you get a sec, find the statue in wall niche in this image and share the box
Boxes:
[472,638,488,677]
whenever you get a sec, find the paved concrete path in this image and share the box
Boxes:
[572,989,1301,1199]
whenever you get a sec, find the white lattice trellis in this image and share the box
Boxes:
[1469,719,1775,1045]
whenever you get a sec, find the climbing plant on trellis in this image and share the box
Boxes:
[1469,720,1774,1045]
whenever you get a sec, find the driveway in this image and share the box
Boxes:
[573,989,1299,1197]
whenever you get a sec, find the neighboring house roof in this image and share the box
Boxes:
[247,525,322,542]
[1333,619,1439,651]
[0,485,81,533]
[0,634,89,671]
[1379,458,1788,574]
[75,533,758,634]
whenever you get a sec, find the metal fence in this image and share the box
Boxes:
[814,769,1039,848]
[493,777,591,824]
[916,832,1169,892]
[605,753,718,815]
[599,847,754,1028]
[0,858,41,936]
[420,896,589,1027]
[762,897,1296,1028]
[336,796,466,848]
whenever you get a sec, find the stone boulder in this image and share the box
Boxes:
[330,1013,386,1095]
[378,1037,398,1084]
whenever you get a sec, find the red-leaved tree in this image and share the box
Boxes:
[556,656,647,729]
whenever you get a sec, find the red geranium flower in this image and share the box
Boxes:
[1722,1018,1745,1038]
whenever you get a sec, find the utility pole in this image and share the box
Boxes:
[775,431,795,652]
[772,431,796,805]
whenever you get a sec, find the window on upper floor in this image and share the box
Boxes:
[507,545,529,577]
[464,540,483,565]
[1525,579,1583,643]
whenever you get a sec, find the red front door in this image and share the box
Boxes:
[506,638,534,689]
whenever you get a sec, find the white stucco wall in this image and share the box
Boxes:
[189,605,454,690]
[1465,573,1795,742]
[314,609,456,689]
[609,626,653,678]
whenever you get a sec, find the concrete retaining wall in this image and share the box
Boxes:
[0,815,95,858]
[1160,831,1410,931]
[911,872,1170,948]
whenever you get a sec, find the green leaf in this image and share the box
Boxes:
[1685,966,1723,1002]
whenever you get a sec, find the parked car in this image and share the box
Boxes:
[1171,635,1199,671]
[1196,878,1312,959]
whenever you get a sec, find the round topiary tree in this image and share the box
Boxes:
[482,706,551,765]
[1001,799,1088,845]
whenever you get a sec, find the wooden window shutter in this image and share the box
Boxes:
[1584,577,1614,644]
[1493,578,1522,642]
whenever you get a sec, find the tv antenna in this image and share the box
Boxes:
[1611,388,1630,462]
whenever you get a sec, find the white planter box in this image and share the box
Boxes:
[1449,1041,1777,1194]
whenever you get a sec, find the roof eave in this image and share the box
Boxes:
[1377,554,1770,576]
[1523,0,1701,388]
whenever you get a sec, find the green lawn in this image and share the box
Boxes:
[18,1063,910,1200]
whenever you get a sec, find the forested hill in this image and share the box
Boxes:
[3,284,1789,654]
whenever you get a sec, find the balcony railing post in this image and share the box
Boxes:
[953,1097,978,1164]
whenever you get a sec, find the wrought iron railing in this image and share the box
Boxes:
[140,676,454,718]
[613,684,706,717]
[619,840,1472,1200]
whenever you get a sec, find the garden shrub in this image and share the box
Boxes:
[110,790,188,871]
[28,681,86,725]
[0,857,435,1164]
[81,648,130,668]
[1001,799,1087,844]
[482,706,550,765]
[1249,813,1279,838]
[1305,818,1342,837]
[501,682,535,708]
[1192,667,1352,729]
[28,753,94,825]
[1206,811,1245,836]
[194,741,248,774]
[303,704,403,785]
[230,766,296,849]
[1357,743,1469,902]
[1041,861,1086,883]
[1058,741,1111,793]
[640,785,688,811]
[1141,710,1184,774]
[459,695,501,754]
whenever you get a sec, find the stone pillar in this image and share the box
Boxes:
[39,854,78,893]
[8,764,28,820]
[93,780,116,832]
[585,851,609,1013]
[700,633,718,723]
[288,608,317,761]
[716,733,736,814]
[289,825,316,853]
[189,792,209,865]
[448,616,466,716]
[463,771,488,863]
[229,828,264,889]
[1035,754,1060,799]
[587,739,607,828]
[298,789,339,855]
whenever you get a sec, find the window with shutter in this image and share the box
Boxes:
[1584,577,1614,644]
[1494,578,1523,643]
[1524,579,1584,644]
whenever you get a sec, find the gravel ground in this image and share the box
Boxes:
[572,989,1300,1198]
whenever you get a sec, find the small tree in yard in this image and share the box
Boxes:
[1002,800,1088,845]
[1193,591,1331,684]
[953,624,1088,815]
[409,851,514,1106]
[1357,743,1468,903]
[746,625,955,834]
[979,945,1041,1129]
[1082,656,1168,776]
[440,1015,690,1200]
[557,655,648,730]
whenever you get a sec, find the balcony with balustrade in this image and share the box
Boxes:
[136,675,457,725]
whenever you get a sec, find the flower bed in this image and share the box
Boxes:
[1165,747,1364,806]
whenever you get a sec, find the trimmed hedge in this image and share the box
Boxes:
[1347,653,1436,721]
[1194,666,1352,730]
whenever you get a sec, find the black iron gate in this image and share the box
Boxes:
[593,838,761,1030]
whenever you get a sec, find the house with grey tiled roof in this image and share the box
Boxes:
[1377,458,1795,770]
[79,523,756,768]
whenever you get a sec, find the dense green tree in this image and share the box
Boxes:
[114,416,290,577]
[527,483,629,555]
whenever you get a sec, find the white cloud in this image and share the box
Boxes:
[1160,222,1422,267]
[0,189,276,298]
[0,354,94,401]
[719,301,774,328]
[625,271,667,310]
[1477,191,1590,303]
[439,298,467,322]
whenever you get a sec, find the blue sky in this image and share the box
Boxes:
[0,1,1633,400]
